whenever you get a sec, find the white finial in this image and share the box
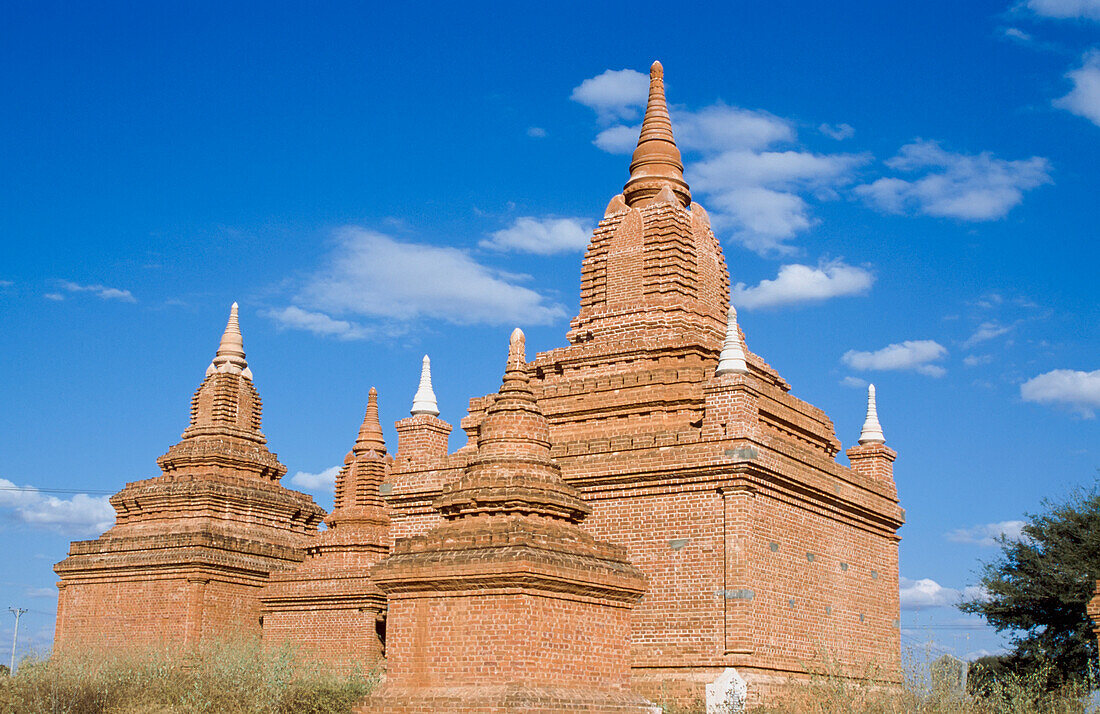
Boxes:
[715,305,749,376]
[858,384,886,445]
[410,354,440,416]
[208,302,251,379]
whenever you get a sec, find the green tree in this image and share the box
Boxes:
[959,479,1100,687]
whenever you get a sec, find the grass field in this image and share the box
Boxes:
[0,643,1092,714]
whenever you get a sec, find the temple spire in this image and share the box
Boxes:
[355,387,387,455]
[207,302,252,380]
[622,61,691,208]
[410,355,440,416]
[715,305,749,376]
[858,384,886,445]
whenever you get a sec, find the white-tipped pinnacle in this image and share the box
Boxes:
[410,354,440,416]
[207,302,252,379]
[715,305,749,376]
[858,384,886,445]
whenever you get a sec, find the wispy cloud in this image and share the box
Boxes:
[946,520,1028,547]
[963,321,1015,349]
[900,576,990,611]
[840,376,869,388]
[819,123,855,140]
[1055,51,1100,127]
[856,140,1051,220]
[842,340,949,377]
[963,354,994,367]
[268,227,567,339]
[0,280,13,288]
[44,293,64,301]
[265,306,371,341]
[1020,368,1100,417]
[1024,0,1100,20]
[0,478,114,536]
[290,466,340,493]
[480,216,593,255]
[732,261,874,309]
[59,281,137,303]
[526,126,547,138]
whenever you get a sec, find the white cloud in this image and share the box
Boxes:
[0,478,114,536]
[24,587,58,599]
[1026,0,1100,20]
[691,150,869,254]
[290,465,340,493]
[1055,52,1100,127]
[842,340,948,377]
[676,105,796,152]
[963,321,1015,349]
[946,520,1028,547]
[569,68,649,121]
[272,227,566,336]
[44,293,64,301]
[480,216,593,255]
[594,124,641,154]
[899,577,991,611]
[900,577,962,610]
[732,261,874,309]
[840,376,869,388]
[1020,368,1100,417]
[856,140,1051,220]
[265,306,371,341]
[819,123,855,140]
[573,68,866,256]
[526,127,547,138]
[60,281,137,303]
[0,280,13,288]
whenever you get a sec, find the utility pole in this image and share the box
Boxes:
[8,608,27,675]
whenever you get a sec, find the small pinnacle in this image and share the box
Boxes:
[208,302,250,378]
[715,305,749,376]
[355,387,386,454]
[858,384,886,445]
[623,60,691,207]
[411,354,440,417]
[509,328,526,364]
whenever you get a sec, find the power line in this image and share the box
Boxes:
[0,486,114,495]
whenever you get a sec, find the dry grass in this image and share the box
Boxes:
[655,656,1092,714]
[0,640,378,714]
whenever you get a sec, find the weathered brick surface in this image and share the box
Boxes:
[55,62,905,710]
[260,388,391,672]
[382,63,905,704]
[54,306,325,653]
[360,331,653,712]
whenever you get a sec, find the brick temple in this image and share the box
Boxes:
[56,61,905,709]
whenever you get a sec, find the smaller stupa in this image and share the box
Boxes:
[358,329,652,713]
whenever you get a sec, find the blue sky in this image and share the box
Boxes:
[1,0,1098,664]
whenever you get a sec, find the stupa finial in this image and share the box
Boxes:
[622,60,691,208]
[410,355,440,417]
[207,302,252,379]
[715,305,749,376]
[858,384,886,445]
[355,387,387,455]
